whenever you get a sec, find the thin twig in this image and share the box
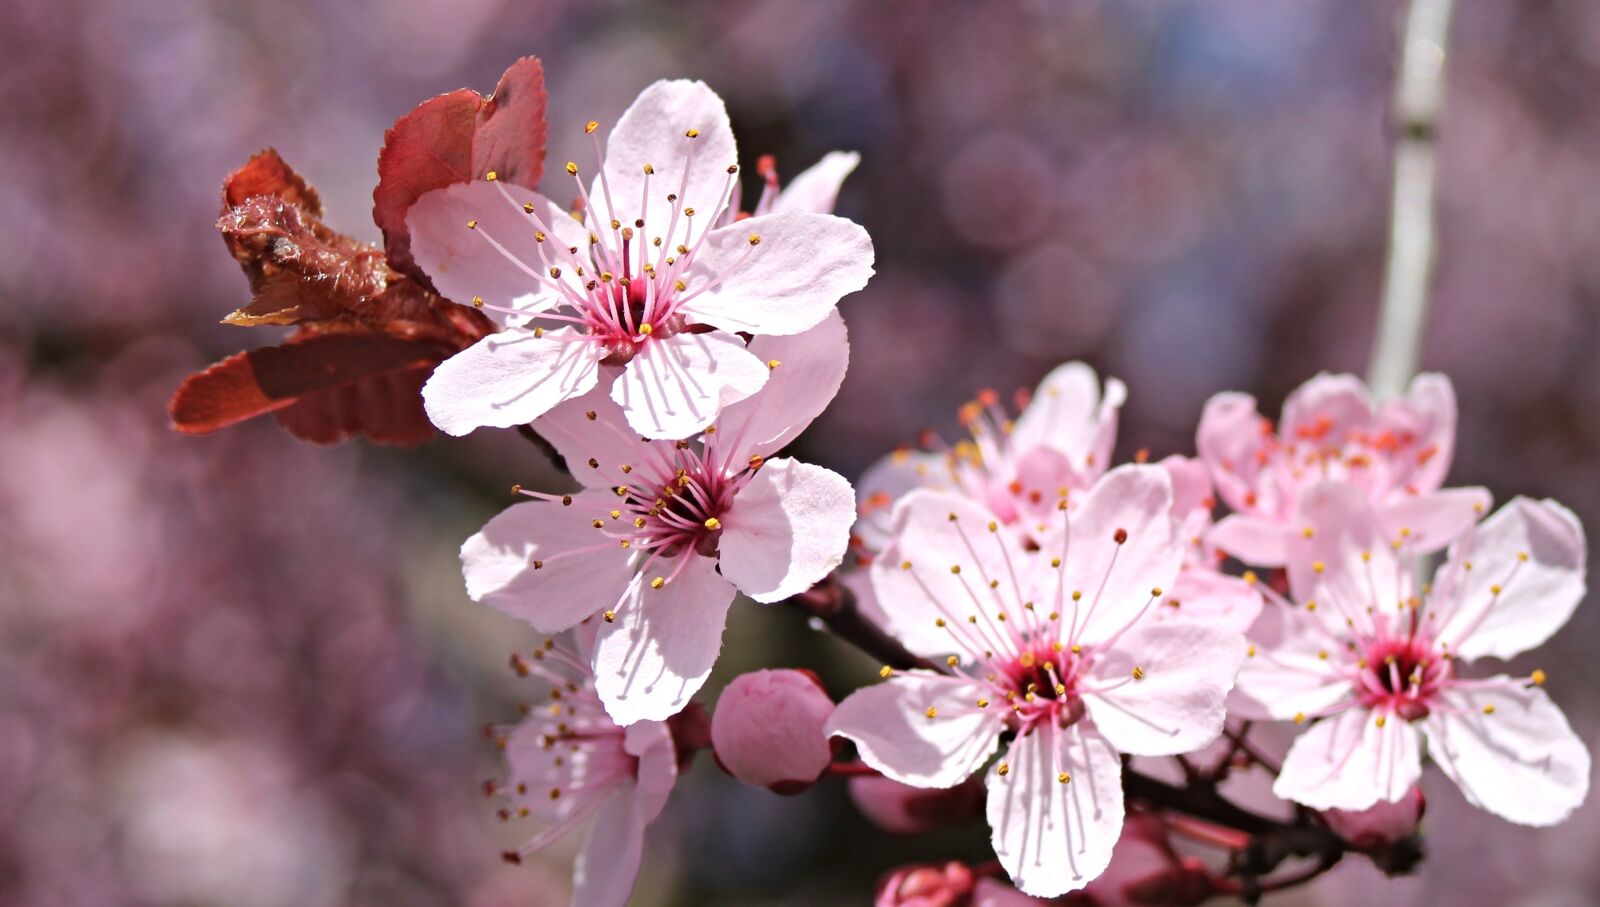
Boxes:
[1367,0,1457,398]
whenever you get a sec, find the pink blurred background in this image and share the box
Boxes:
[3,1,1598,904]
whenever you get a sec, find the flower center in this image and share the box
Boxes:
[1356,636,1447,720]
[994,642,1087,732]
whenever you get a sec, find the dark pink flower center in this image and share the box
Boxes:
[1355,635,1448,721]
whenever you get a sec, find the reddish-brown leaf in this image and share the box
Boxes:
[222,148,323,215]
[373,56,548,280]
[169,332,452,446]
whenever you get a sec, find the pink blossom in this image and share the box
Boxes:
[855,363,1126,550]
[408,80,874,440]
[494,634,678,907]
[1232,482,1590,824]
[751,150,862,218]
[1323,786,1425,850]
[1076,814,1212,907]
[711,669,836,793]
[827,467,1245,897]
[876,862,975,907]
[848,775,984,836]
[461,314,855,724]
[1197,373,1490,566]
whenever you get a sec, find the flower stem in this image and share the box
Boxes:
[1367,0,1457,399]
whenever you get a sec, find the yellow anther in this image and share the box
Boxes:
[1375,716,1387,728]
[879,665,893,678]
[1302,526,1314,538]
[466,219,478,229]
[1517,551,1530,562]
[585,120,599,134]
[925,707,937,719]
[748,455,765,469]
[1243,570,1259,585]
[591,519,604,529]
[603,610,616,622]
[1131,666,1145,681]
[1294,712,1306,724]
[766,359,781,370]
[1058,772,1071,784]
[977,698,990,708]
[1361,551,1372,563]
[997,763,1010,777]
[1312,560,1325,574]
[650,577,665,589]
[947,655,959,667]
[748,233,761,246]
[1019,651,1036,668]
[1483,704,1496,715]
[1247,645,1257,657]
[704,517,721,531]
[1531,669,1547,686]
[950,565,961,575]
[523,202,536,214]
[1151,587,1163,598]
[565,162,579,175]
[685,128,700,138]
[486,170,498,181]
[643,163,654,174]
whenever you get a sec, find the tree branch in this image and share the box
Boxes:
[783,574,937,671]
[1367,0,1457,398]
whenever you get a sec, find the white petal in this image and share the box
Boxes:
[1009,363,1125,477]
[772,150,861,215]
[592,555,737,725]
[715,310,850,465]
[532,377,655,491]
[592,80,737,252]
[718,458,854,603]
[407,181,588,315]
[422,329,602,436]
[460,493,634,633]
[1284,481,1404,635]
[1229,602,1355,721]
[1207,513,1289,567]
[853,449,949,552]
[1378,487,1491,555]
[1423,681,1590,826]
[611,330,769,440]
[1273,708,1421,812]
[1155,568,1263,634]
[825,672,1004,788]
[677,211,874,336]
[624,721,679,822]
[1083,621,1243,756]
[1432,497,1586,661]
[1057,465,1184,646]
[570,790,647,907]
[871,490,1036,661]
[986,724,1124,898]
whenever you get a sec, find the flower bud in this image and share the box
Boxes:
[1323,787,1425,850]
[848,775,984,835]
[875,862,974,907]
[1081,814,1212,907]
[711,669,834,793]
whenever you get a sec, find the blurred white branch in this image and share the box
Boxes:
[1368,0,1456,399]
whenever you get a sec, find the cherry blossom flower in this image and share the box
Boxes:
[1197,372,1489,567]
[711,668,836,793]
[855,363,1126,550]
[749,151,861,218]
[408,80,874,440]
[491,633,677,907]
[826,467,1244,897]
[461,313,855,724]
[1323,787,1425,850]
[1232,481,1590,825]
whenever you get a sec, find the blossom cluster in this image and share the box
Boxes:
[187,64,1591,907]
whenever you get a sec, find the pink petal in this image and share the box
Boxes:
[1009,363,1125,479]
[1378,486,1491,555]
[985,724,1124,897]
[1280,372,1375,441]
[1230,601,1355,721]
[1156,568,1263,634]
[624,720,680,822]
[677,210,875,336]
[1381,372,1457,493]
[570,792,647,907]
[870,491,1032,659]
[853,449,948,552]
[532,378,655,491]
[711,669,835,791]
[1432,497,1586,661]
[1273,708,1421,812]
[772,150,860,215]
[716,310,850,465]
[460,492,634,633]
[719,458,854,603]
[407,181,588,314]
[592,555,737,725]
[1195,391,1268,515]
[422,328,603,436]
[1284,481,1402,619]
[825,672,1005,788]
[1057,465,1184,646]
[1159,454,1214,521]
[972,877,1054,907]
[1082,621,1243,756]
[1207,513,1289,566]
[591,80,737,253]
[1423,681,1590,826]
[611,330,769,440]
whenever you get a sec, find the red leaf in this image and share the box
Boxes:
[374,56,548,280]
[223,148,323,215]
[170,332,451,446]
